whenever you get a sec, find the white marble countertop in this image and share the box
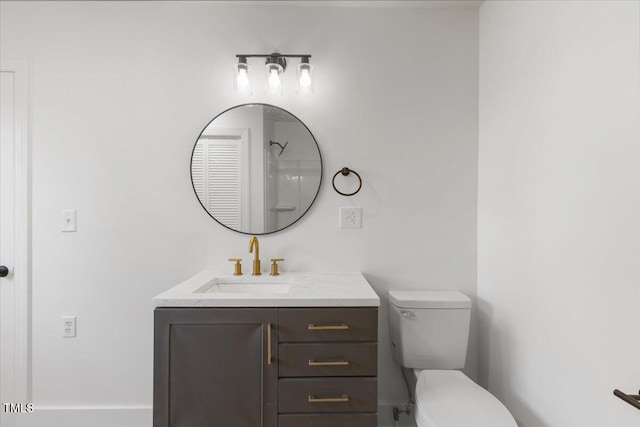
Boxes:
[152,271,381,307]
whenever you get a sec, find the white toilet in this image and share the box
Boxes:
[388,290,517,427]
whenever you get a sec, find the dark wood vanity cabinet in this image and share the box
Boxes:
[154,307,377,427]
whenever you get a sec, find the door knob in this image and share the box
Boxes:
[0,266,8,278]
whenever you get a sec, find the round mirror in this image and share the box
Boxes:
[191,104,322,234]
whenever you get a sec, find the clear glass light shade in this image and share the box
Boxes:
[265,63,283,95]
[233,62,251,96]
[297,63,314,95]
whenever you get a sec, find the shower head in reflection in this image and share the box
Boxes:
[269,140,289,156]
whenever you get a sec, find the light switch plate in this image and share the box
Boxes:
[339,207,362,229]
[61,209,77,232]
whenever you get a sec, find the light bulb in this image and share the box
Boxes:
[299,68,312,88]
[268,69,281,88]
[236,68,249,88]
[296,60,313,96]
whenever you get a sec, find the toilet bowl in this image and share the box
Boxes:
[413,370,517,427]
[388,290,517,427]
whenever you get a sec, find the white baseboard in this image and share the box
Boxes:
[25,406,152,427]
[22,405,415,427]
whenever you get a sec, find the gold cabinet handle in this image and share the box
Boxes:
[308,394,349,403]
[267,322,272,365]
[308,360,350,366]
[308,323,349,331]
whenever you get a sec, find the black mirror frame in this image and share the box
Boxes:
[190,103,323,235]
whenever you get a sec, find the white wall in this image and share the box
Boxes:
[0,2,479,426]
[478,1,640,426]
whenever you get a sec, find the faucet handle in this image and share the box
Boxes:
[228,258,243,276]
[270,258,284,276]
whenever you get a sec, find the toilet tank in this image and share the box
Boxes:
[388,291,471,370]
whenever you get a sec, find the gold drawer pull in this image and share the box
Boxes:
[308,323,349,331]
[308,360,350,366]
[308,394,349,403]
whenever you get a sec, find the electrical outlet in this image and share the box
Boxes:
[63,316,76,338]
[61,209,77,232]
[339,207,362,229]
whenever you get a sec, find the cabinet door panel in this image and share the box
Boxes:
[154,308,277,427]
[170,323,262,426]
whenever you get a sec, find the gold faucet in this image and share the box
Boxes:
[249,236,261,276]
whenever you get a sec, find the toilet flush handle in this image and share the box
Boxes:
[401,310,415,319]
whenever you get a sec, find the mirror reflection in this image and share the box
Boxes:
[191,104,322,234]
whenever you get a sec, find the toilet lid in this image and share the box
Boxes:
[415,370,517,427]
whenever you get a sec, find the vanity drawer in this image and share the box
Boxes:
[278,377,377,413]
[279,342,377,377]
[278,308,377,342]
[278,414,377,427]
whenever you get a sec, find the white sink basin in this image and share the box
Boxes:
[194,277,291,295]
[205,283,290,294]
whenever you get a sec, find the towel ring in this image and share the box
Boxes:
[332,167,362,196]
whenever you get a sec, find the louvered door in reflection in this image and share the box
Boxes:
[192,129,248,230]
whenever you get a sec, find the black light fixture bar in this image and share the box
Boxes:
[236,54,312,59]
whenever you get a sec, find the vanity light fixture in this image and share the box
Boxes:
[234,53,313,96]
